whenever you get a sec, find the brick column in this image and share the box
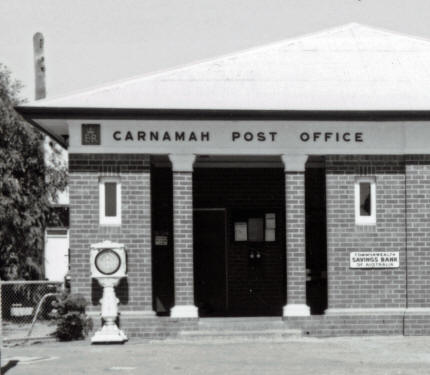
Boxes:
[282,155,310,317]
[168,154,198,318]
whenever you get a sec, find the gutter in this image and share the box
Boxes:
[14,106,430,121]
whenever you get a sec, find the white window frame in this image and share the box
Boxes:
[99,177,121,226]
[354,176,376,225]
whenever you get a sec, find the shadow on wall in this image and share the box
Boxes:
[91,278,129,305]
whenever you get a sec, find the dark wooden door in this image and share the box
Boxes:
[228,210,284,316]
[194,209,227,316]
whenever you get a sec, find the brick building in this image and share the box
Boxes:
[16,23,430,337]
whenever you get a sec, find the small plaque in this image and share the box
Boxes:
[155,235,168,246]
[82,124,101,145]
[350,251,399,268]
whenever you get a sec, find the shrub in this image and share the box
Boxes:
[54,292,93,341]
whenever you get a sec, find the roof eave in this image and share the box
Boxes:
[14,105,430,121]
[17,110,68,149]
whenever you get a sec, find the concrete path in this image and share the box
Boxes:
[3,336,430,375]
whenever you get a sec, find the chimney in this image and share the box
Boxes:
[33,32,46,100]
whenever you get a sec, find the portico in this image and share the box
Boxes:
[155,153,311,318]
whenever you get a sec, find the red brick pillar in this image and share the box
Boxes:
[168,154,198,318]
[282,155,310,317]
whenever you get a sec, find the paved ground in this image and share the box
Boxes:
[3,321,56,340]
[3,336,430,375]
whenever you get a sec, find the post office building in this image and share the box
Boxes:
[17,23,430,338]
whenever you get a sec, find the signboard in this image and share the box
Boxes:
[69,119,430,155]
[69,119,414,154]
[350,251,399,268]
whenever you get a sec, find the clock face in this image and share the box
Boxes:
[95,249,121,275]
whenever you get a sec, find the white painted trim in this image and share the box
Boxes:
[99,177,121,226]
[283,304,310,317]
[281,154,308,172]
[168,154,196,172]
[354,177,376,225]
[170,305,199,318]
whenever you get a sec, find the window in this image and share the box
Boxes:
[354,177,376,225]
[99,177,121,225]
[233,212,276,242]
[248,218,264,242]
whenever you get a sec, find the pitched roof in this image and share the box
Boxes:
[21,23,430,110]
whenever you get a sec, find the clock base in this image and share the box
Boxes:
[91,324,128,344]
[91,276,128,344]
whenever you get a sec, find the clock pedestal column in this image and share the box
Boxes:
[91,277,128,343]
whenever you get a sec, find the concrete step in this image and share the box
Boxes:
[198,317,286,331]
[181,329,302,338]
[165,328,302,343]
[159,318,304,343]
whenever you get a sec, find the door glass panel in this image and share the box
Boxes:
[248,218,264,242]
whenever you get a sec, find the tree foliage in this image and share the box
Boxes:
[0,63,67,280]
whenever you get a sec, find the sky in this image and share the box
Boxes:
[1,0,430,102]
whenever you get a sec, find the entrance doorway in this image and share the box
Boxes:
[194,209,228,316]
[193,167,286,317]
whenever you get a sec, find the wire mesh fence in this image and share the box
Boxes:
[1,280,64,343]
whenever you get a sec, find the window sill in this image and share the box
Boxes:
[354,224,377,233]
[99,222,122,227]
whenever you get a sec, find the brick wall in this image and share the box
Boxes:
[285,172,307,306]
[67,153,430,338]
[286,315,404,336]
[172,171,194,306]
[405,156,430,308]
[325,155,406,310]
[69,154,152,313]
[403,156,430,335]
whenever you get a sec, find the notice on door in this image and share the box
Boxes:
[234,222,248,242]
[350,251,399,269]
